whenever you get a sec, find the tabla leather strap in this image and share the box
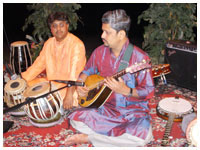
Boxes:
[118,43,134,72]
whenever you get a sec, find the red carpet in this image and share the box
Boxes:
[3,82,197,147]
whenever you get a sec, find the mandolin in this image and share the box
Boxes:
[78,62,171,108]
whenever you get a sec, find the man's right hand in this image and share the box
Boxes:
[76,74,89,99]
[76,86,89,99]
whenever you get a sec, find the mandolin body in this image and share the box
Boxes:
[78,74,112,108]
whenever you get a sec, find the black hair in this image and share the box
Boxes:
[48,12,69,27]
[102,9,131,36]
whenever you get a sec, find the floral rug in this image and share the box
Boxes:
[3,81,197,147]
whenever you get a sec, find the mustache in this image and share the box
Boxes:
[102,38,107,43]
[56,31,63,34]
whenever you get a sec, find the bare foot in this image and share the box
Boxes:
[65,134,89,146]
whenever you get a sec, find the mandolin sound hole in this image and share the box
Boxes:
[80,99,85,104]
[86,86,102,101]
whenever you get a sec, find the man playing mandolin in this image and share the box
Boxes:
[66,9,155,146]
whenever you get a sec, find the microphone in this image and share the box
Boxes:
[5,63,18,80]
[5,64,14,76]
[53,80,84,86]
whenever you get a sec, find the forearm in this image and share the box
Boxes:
[122,71,154,99]
[121,85,139,98]
[134,73,155,99]
[21,48,46,81]
[135,85,154,99]
[21,64,45,81]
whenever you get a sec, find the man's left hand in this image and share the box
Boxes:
[104,77,130,96]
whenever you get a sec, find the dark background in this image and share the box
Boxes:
[3,3,149,63]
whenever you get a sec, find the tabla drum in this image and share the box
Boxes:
[23,81,63,127]
[4,78,27,116]
[186,118,198,147]
[156,97,193,122]
[10,41,32,74]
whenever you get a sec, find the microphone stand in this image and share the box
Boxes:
[3,83,80,133]
[3,83,76,114]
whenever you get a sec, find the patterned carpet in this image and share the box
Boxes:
[3,80,197,147]
[147,81,197,147]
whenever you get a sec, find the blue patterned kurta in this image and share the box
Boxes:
[68,40,155,140]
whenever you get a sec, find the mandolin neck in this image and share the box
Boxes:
[94,69,127,88]
[112,69,127,79]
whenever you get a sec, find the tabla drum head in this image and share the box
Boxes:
[4,78,27,95]
[23,81,50,98]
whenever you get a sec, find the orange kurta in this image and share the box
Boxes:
[21,33,86,105]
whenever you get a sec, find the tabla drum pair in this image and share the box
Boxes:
[4,79,63,127]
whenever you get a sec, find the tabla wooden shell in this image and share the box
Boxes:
[186,118,198,147]
[10,41,32,74]
[4,78,27,115]
[23,81,63,127]
[156,97,193,122]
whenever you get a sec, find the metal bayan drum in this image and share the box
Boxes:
[23,81,63,127]
[4,78,27,116]
[186,118,198,147]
